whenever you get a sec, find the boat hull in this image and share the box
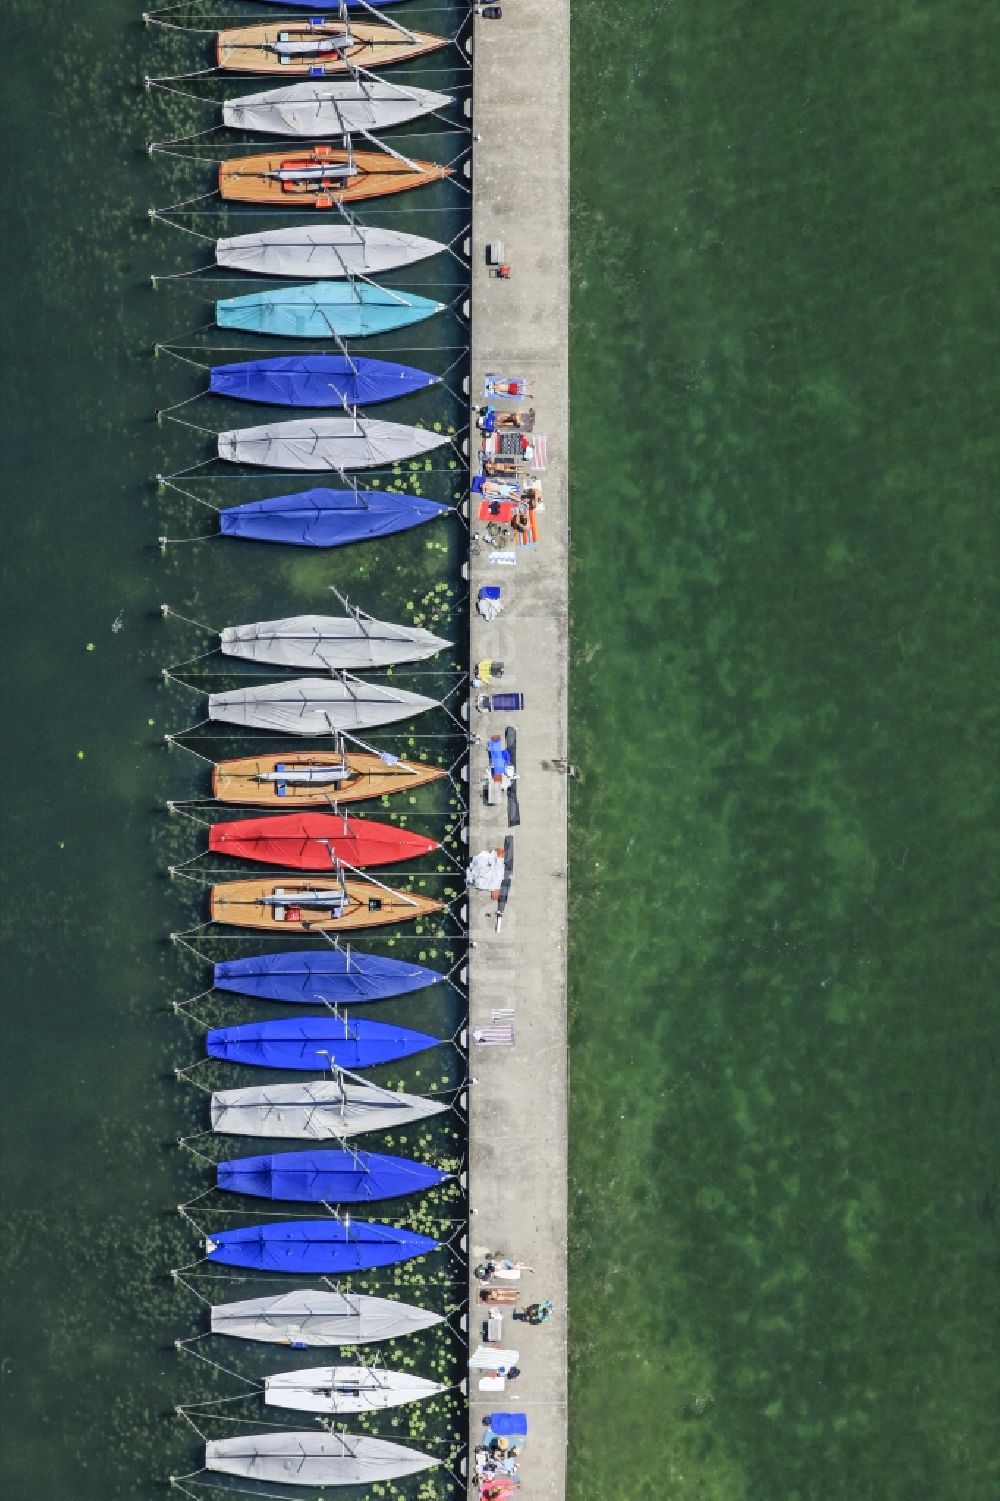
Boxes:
[216,24,449,78]
[265,1364,446,1415]
[212,751,446,807]
[218,489,449,548]
[206,1431,438,1486]
[216,283,443,339]
[209,877,444,932]
[208,812,438,870]
[207,677,438,736]
[206,1016,442,1070]
[204,1219,439,1274]
[218,147,449,207]
[215,225,445,279]
[212,950,445,1006]
[210,1079,448,1140]
[216,1149,450,1203]
[208,356,440,409]
[216,418,450,471]
[211,1288,444,1346]
[222,81,452,138]
[218,613,450,673]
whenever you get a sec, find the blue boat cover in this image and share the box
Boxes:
[209,355,439,410]
[219,488,450,549]
[216,282,442,341]
[216,1149,449,1203]
[487,1414,528,1437]
[213,949,443,1005]
[206,1016,442,1071]
[204,1219,440,1274]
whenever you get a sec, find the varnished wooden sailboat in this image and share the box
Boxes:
[216,22,448,78]
[213,751,447,808]
[219,147,450,208]
[210,877,444,933]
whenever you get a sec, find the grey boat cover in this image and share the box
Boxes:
[222,80,453,138]
[210,1077,448,1140]
[211,1288,444,1346]
[217,417,450,471]
[205,1430,438,1486]
[220,612,450,671]
[207,675,437,735]
[215,224,446,280]
[265,1364,447,1414]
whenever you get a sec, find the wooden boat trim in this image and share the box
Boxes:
[216,24,449,79]
[218,148,450,208]
[212,752,446,807]
[210,877,445,932]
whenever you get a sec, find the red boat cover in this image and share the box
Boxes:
[209,812,438,870]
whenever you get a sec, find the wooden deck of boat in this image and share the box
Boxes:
[209,878,443,932]
[216,24,448,78]
[212,753,447,807]
[218,150,449,207]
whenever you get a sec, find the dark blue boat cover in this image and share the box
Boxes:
[213,950,443,1005]
[204,1218,439,1274]
[219,488,450,549]
[216,1148,449,1203]
[209,355,439,409]
[487,1414,528,1436]
[206,1016,442,1071]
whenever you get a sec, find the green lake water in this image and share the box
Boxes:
[568,2,999,1498]
[1,1,998,1498]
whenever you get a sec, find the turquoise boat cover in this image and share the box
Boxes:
[216,282,443,340]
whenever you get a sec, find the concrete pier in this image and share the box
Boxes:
[466,4,570,1496]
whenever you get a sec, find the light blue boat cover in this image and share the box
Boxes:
[209,355,439,409]
[204,1219,440,1274]
[216,1148,449,1203]
[216,282,442,340]
[206,1016,442,1071]
[219,488,450,549]
[213,949,444,1004]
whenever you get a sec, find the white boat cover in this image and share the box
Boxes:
[222,81,453,138]
[211,1288,444,1346]
[217,417,450,471]
[215,224,446,279]
[265,1364,447,1415]
[208,675,437,735]
[206,1430,438,1486]
[210,1078,448,1140]
[220,612,450,671]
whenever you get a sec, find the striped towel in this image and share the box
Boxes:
[473,1025,515,1047]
